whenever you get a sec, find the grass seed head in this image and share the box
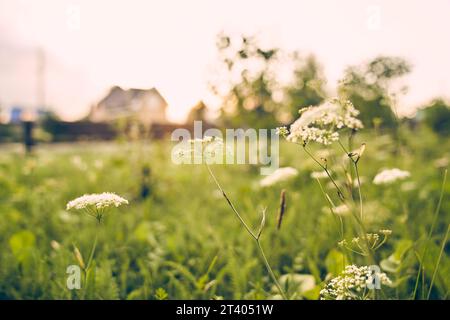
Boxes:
[277,189,287,230]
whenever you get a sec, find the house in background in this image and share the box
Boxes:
[89,86,168,125]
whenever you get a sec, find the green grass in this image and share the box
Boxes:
[0,127,448,299]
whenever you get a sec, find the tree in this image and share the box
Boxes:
[419,98,450,136]
[284,53,326,123]
[211,34,282,129]
[338,56,411,128]
[186,101,208,123]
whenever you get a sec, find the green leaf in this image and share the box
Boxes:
[154,287,168,300]
[8,230,35,263]
[126,288,145,300]
[276,274,316,298]
[392,239,413,261]
[380,256,400,273]
[325,249,347,276]
[303,285,321,300]
[85,261,97,299]
[133,222,152,242]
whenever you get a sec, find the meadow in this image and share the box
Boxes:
[0,125,448,300]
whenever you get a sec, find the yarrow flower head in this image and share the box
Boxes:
[66,192,129,222]
[280,98,363,146]
[260,167,298,187]
[373,168,410,185]
[320,265,392,300]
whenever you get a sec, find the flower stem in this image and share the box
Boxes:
[206,164,287,299]
[302,144,345,201]
[206,164,256,239]
[412,169,447,299]
[427,224,449,299]
[353,162,364,221]
[82,227,98,299]
[86,231,98,272]
[256,240,287,300]
[315,178,345,240]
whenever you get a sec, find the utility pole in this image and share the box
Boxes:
[36,47,46,108]
[23,47,45,153]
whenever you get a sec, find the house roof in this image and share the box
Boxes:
[97,86,168,109]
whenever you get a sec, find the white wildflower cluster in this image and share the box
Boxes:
[373,168,410,185]
[401,181,417,192]
[353,176,366,187]
[323,204,349,216]
[320,265,392,300]
[260,167,298,187]
[66,192,129,211]
[310,170,328,179]
[50,240,61,251]
[188,136,216,144]
[71,155,88,171]
[174,136,228,163]
[275,126,288,137]
[279,99,363,145]
[333,204,349,215]
[291,126,339,146]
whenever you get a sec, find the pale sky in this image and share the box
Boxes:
[0,0,449,122]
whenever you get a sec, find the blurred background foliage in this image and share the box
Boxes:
[208,34,443,135]
[338,56,411,128]
[1,33,448,141]
[418,99,450,136]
